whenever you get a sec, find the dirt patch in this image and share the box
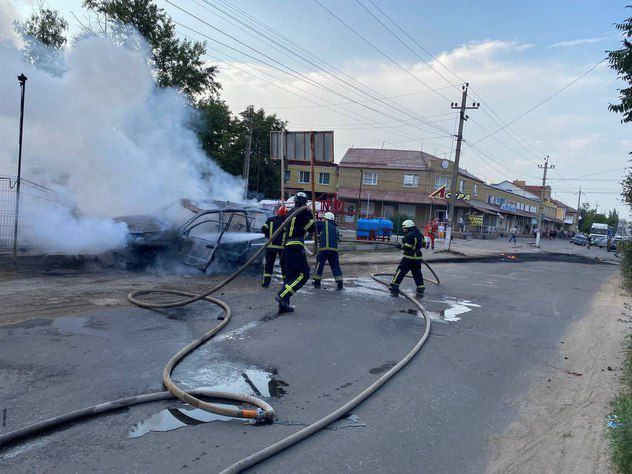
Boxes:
[487,275,632,473]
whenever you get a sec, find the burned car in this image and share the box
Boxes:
[114,199,272,273]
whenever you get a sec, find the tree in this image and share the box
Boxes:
[14,5,68,70]
[608,209,620,231]
[608,5,632,123]
[196,99,240,175]
[239,106,287,199]
[609,6,632,208]
[83,0,219,99]
[578,203,608,233]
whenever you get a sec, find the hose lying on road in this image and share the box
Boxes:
[0,207,438,473]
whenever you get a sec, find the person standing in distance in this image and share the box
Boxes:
[275,192,315,314]
[260,205,287,288]
[312,212,343,290]
[390,220,425,298]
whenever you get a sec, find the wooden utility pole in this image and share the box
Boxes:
[356,169,364,224]
[309,132,317,253]
[576,187,582,232]
[280,131,286,204]
[536,155,554,247]
[446,83,479,250]
[242,113,253,197]
[13,74,27,260]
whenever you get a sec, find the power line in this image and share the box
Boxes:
[312,0,452,103]
[466,58,608,147]
[197,0,453,134]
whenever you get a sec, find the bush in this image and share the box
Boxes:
[621,241,632,294]
[609,335,632,473]
[389,212,412,237]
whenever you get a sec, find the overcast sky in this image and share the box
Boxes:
[4,0,631,218]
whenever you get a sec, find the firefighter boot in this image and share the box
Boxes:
[312,279,321,288]
[416,288,425,299]
[337,281,343,291]
[389,285,399,297]
[275,294,294,315]
[262,276,271,288]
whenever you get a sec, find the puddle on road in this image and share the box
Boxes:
[50,316,106,336]
[129,403,247,438]
[0,439,47,460]
[131,367,288,438]
[423,297,481,323]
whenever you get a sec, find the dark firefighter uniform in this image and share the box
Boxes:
[390,226,425,297]
[261,215,286,287]
[313,219,343,289]
[277,208,315,304]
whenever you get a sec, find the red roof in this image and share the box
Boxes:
[340,147,485,182]
[550,198,576,212]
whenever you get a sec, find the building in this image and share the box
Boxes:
[283,145,577,239]
[334,148,503,235]
[284,161,338,200]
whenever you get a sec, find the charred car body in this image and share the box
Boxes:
[114,199,272,272]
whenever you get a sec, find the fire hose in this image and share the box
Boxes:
[0,206,438,473]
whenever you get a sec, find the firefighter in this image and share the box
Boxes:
[260,205,287,288]
[390,219,425,298]
[275,192,315,314]
[312,212,343,290]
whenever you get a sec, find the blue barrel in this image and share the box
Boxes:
[376,218,393,237]
[356,218,372,239]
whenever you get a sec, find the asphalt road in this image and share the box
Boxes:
[0,256,617,473]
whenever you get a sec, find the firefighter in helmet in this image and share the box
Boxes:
[260,205,287,288]
[390,219,425,298]
[312,211,343,290]
[275,192,315,314]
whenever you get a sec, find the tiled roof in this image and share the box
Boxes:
[550,199,576,212]
[340,147,485,182]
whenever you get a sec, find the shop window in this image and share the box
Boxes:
[298,171,310,184]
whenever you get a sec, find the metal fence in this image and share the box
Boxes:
[0,175,68,255]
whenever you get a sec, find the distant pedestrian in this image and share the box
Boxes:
[509,226,517,243]
[586,234,592,249]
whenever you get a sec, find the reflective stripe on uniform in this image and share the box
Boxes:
[280,273,304,298]
[391,269,401,285]
[319,246,338,252]
[285,240,304,247]
[306,219,315,230]
[334,275,343,282]
[402,255,423,260]
[268,244,284,250]
[288,217,296,238]
[325,220,330,248]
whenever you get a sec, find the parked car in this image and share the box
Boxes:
[570,234,588,246]
[592,235,608,248]
[114,199,273,272]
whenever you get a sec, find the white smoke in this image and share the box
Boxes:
[0,33,245,255]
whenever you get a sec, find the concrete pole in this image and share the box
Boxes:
[242,112,253,198]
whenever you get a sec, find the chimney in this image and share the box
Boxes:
[513,180,526,187]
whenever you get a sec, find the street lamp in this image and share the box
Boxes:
[12,73,27,259]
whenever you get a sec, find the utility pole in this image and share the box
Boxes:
[446,83,479,250]
[280,130,286,204]
[356,169,364,224]
[536,155,555,247]
[12,73,27,261]
[242,112,253,198]
[576,187,582,232]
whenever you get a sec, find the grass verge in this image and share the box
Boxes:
[609,241,632,473]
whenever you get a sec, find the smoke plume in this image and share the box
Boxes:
[0,33,244,254]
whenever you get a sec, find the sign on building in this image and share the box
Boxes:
[270,131,334,163]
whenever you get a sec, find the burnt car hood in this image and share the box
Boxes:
[113,215,177,247]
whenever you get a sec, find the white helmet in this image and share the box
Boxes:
[296,192,307,199]
[402,219,415,229]
[324,212,335,221]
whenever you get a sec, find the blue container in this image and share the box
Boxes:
[356,218,373,239]
[376,218,393,237]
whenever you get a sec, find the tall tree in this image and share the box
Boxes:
[14,5,68,70]
[83,0,219,99]
[196,98,240,175]
[608,209,620,231]
[609,6,632,209]
[239,106,287,199]
[608,5,632,123]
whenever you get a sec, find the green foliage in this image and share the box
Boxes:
[195,103,286,198]
[14,5,68,67]
[609,209,620,231]
[608,335,632,473]
[83,0,219,99]
[389,212,412,236]
[578,203,608,233]
[608,5,632,123]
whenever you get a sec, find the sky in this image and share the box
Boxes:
[3,0,631,218]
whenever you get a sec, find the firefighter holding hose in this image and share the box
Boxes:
[275,192,315,314]
[261,205,287,288]
[312,211,343,290]
[390,219,425,298]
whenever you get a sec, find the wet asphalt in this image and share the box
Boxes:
[0,257,617,473]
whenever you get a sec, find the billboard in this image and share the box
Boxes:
[270,131,334,163]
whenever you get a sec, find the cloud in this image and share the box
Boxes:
[550,37,609,48]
